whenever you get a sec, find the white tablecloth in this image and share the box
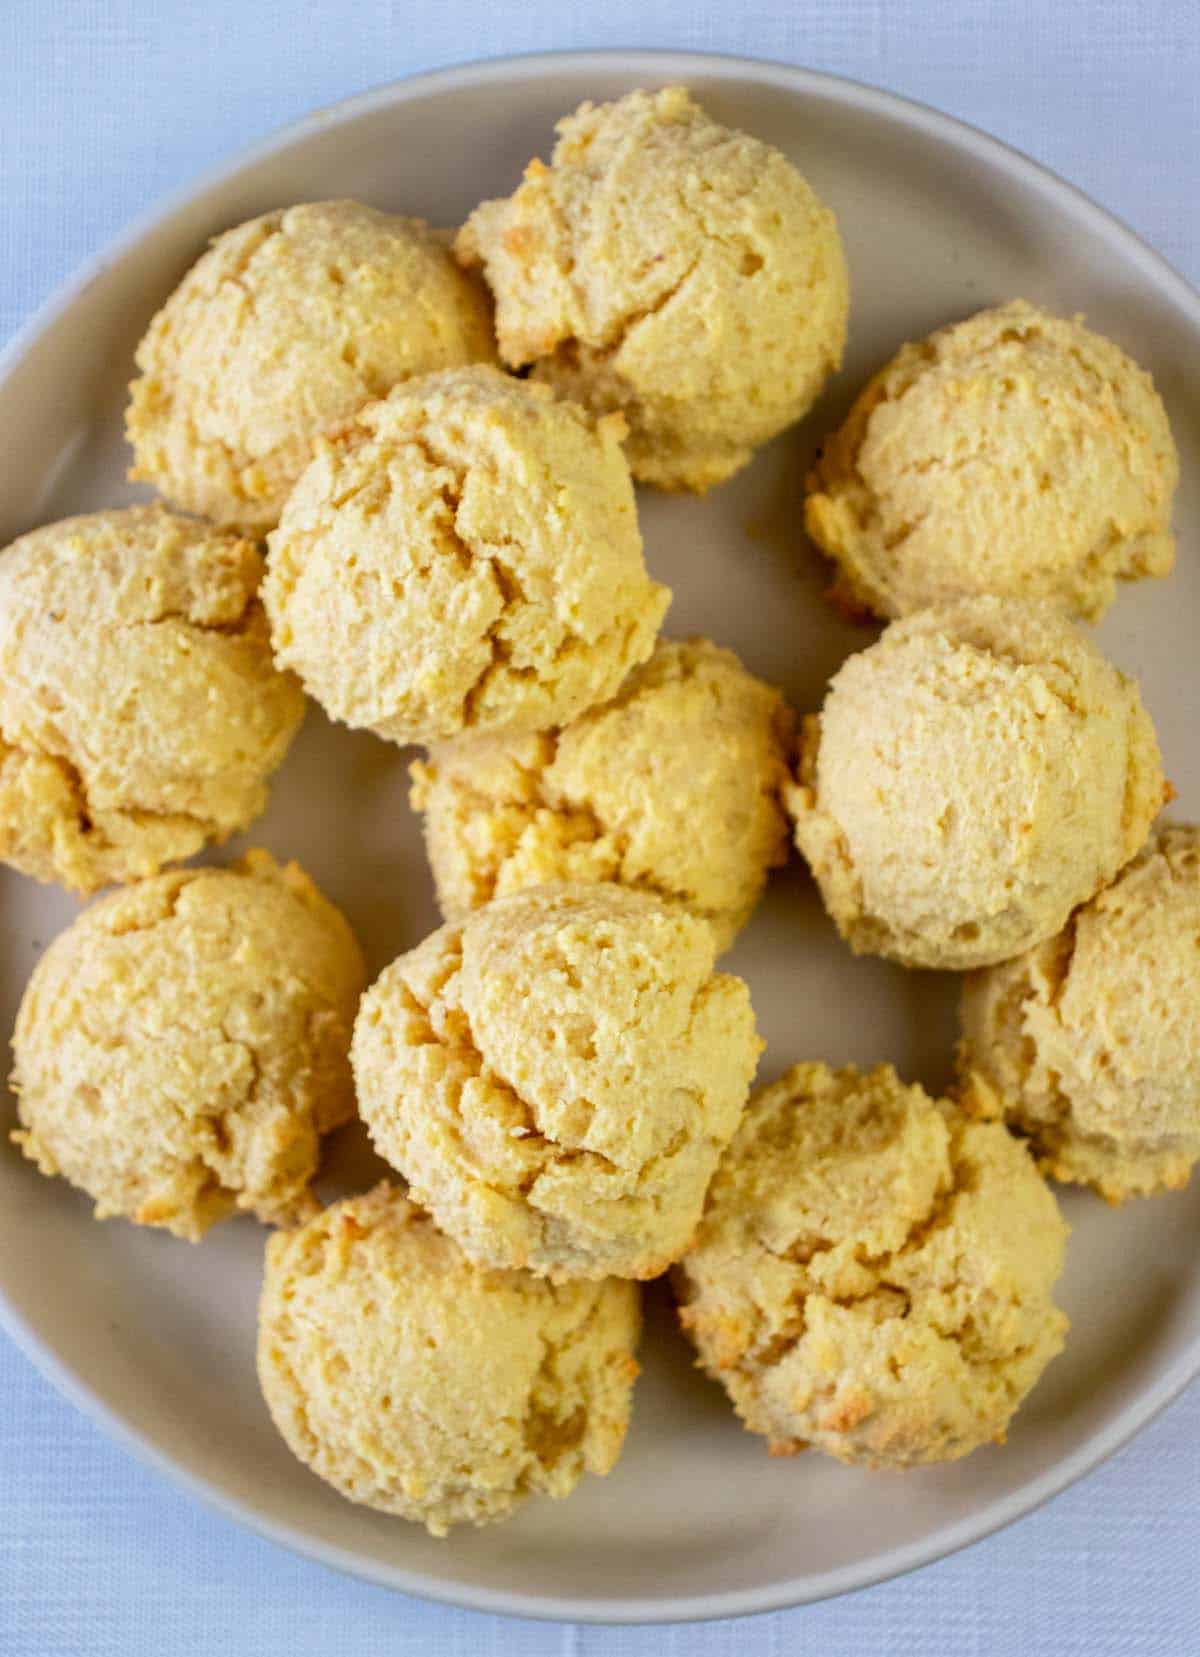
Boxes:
[2,2,1198,1651]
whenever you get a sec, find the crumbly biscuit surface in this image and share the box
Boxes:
[264,366,669,747]
[127,200,497,531]
[806,301,1177,620]
[0,505,304,892]
[787,596,1164,969]
[675,1063,1068,1465]
[457,87,848,491]
[960,824,1200,1201]
[351,882,761,1279]
[411,637,794,949]
[12,852,365,1239]
[257,1184,640,1535]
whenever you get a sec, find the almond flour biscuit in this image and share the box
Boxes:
[11,853,365,1240]
[257,1183,640,1535]
[675,1063,1068,1466]
[264,366,669,748]
[960,824,1200,1202]
[410,637,794,951]
[786,596,1164,970]
[0,505,304,893]
[806,300,1177,621]
[457,87,848,492]
[351,883,762,1280]
[127,200,497,531]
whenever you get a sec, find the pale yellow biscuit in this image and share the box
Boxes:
[410,637,794,951]
[127,200,497,531]
[960,824,1200,1202]
[806,300,1177,621]
[12,852,365,1240]
[675,1063,1068,1466]
[0,505,304,893]
[351,883,761,1280]
[786,596,1164,969]
[257,1183,640,1535]
[457,87,848,492]
[264,365,669,747]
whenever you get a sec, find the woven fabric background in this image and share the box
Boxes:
[2,2,1198,1652]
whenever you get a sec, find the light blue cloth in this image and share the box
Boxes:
[2,3,1199,1652]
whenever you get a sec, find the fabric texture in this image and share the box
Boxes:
[2,1,1199,1652]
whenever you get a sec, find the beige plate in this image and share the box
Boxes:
[1,49,1199,1625]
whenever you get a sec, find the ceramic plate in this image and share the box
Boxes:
[1,49,1198,1626]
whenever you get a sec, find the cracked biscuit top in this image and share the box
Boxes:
[263,365,670,747]
[11,851,366,1240]
[805,300,1177,622]
[0,505,305,893]
[257,1182,641,1535]
[786,596,1164,970]
[674,1062,1068,1466]
[410,637,794,952]
[126,200,498,532]
[350,882,762,1280]
[960,823,1200,1202]
[456,86,849,493]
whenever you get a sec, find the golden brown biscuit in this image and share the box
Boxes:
[458,87,848,492]
[786,596,1164,969]
[351,883,762,1280]
[960,824,1200,1201]
[410,637,794,951]
[675,1063,1068,1466]
[264,366,669,748]
[12,853,365,1239]
[806,301,1177,621]
[127,200,497,531]
[257,1183,640,1535]
[0,505,304,893]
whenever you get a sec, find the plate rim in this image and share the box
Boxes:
[2,45,1199,1627]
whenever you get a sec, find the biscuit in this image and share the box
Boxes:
[675,1063,1068,1466]
[410,637,794,950]
[12,852,365,1239]
[960,824,1200,1201]
[264,366,669,747]
[458,87,848,492]
[786,596,1164,969]
[127,201,497,531]
[0,505,304,892]
[257,1183,640,1535]
[351,883,761,1280]
[806,301,1177,621]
